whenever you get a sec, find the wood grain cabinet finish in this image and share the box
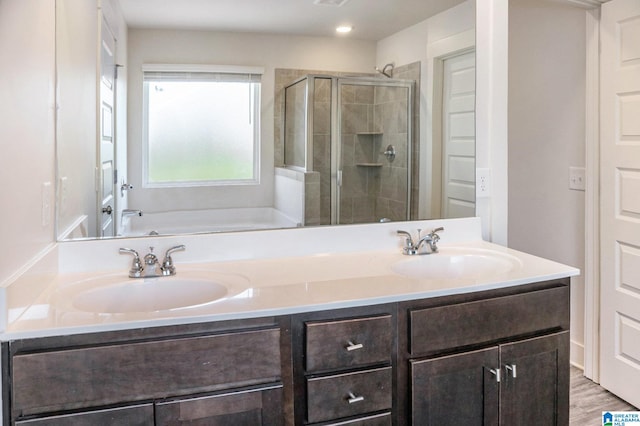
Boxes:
[411,347,500,426]
[155,385,283,426]
[12,328,281,417]
[305,315,392,372]
[322,412,392,425]
[500,331,570,426]
[409,285,569,356]
[14,404,154,426]
[306,367,393,424]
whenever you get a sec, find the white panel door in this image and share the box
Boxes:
[600,0,640,408]
[442,51,476,218]
[98,17,116,237]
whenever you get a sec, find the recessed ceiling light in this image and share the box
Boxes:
[336,25,353,34]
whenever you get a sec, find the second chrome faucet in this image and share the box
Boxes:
[397,227,444,255]
[119,245,185,278]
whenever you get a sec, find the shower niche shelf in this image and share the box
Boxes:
[356,163,383,167]
[356,132,383,136]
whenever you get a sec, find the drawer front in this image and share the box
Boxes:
[321,412,392,426]
[306,367,392,424]
[15,404,154,426]
[306,315,392,372]
[156,385,283,426]
[12,328,281,417]
[409,286,569,355]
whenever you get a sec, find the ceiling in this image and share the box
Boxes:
[118,0,467,41]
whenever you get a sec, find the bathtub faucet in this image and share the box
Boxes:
[122,209,143,219]
[119,245,186,278]
[397,227,444,255]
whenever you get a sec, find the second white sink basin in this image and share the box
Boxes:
[56,271,250,314]
[391,247,523,280]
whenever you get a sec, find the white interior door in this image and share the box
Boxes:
[600,0,640,408]
[98,17,116,237]
[441,50,476,218]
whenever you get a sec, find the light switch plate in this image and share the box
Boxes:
[569,167,586,191]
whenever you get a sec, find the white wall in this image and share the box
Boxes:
[0,0,56,286]
[56,0,99,239]
[127,29,377,213]
[508,0,586,366]
[376,0,476,220]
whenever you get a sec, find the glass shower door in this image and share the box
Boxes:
[336,79,412,224]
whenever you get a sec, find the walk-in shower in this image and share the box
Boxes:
[283,75,414,226]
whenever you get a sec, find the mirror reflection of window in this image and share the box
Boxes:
[142,68,262,187]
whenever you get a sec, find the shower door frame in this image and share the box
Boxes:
[334,77,414,225]
[282,75,415,225]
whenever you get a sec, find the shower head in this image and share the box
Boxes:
[375,63,394,78]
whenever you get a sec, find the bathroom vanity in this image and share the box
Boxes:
[0,219,578,425]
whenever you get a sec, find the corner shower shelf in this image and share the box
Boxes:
[356,132,383,136]
[356,163,383,167]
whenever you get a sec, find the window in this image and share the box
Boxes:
[142,65,262,187]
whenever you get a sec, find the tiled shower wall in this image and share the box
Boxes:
[275,63,420,225]
[339,83,410,224]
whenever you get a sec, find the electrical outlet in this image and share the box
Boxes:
[569,167,586,191]
[476,168,491,198]
[42,182,52,227]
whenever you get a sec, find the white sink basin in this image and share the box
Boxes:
[391,247,523,280]
[56,271,249,314]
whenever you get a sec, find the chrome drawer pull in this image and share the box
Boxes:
[346,341,364,351]
[505,364,517,378]
[347,392,365,404]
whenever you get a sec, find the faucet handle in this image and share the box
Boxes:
[429,227,444,240]
[119,248,143,278]
[397,230,414,245]
[428,227,444,252]
[162,245,186,276]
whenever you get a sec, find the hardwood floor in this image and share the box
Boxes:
[570,366,638,425]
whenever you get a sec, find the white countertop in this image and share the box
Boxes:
[4,231,579,340]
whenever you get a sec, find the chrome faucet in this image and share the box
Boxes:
[122,209,143,219]
[397,227,444,255]
[119,245,186,278]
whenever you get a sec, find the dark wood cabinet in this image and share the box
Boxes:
[155,385,284,426]
[411,347,500,426]
[500,332,570,426]
[3,278,570,426]
[403,280,570,426]
[14,404,154,426]
[410,332,569,426]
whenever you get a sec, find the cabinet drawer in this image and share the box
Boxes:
[409,286,569,355]
[306,367,392,423]
[15,404,154,425]
[321,412,392,425]
[12,328,281,417]
[156,385,283,426]
[306,315,392,372]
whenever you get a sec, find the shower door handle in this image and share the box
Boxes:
[337,170,343,187]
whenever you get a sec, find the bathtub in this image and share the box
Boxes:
[120,207,300,237]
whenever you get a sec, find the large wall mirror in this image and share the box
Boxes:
[56,0,476,241]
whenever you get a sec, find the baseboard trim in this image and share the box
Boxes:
[571,339,585,370]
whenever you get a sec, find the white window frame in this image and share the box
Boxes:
[141,64,264,188]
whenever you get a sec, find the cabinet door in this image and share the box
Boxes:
[155,385,283,426]
[410,347,499,426]
[499,331,569,426]
[14,404,153,425]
